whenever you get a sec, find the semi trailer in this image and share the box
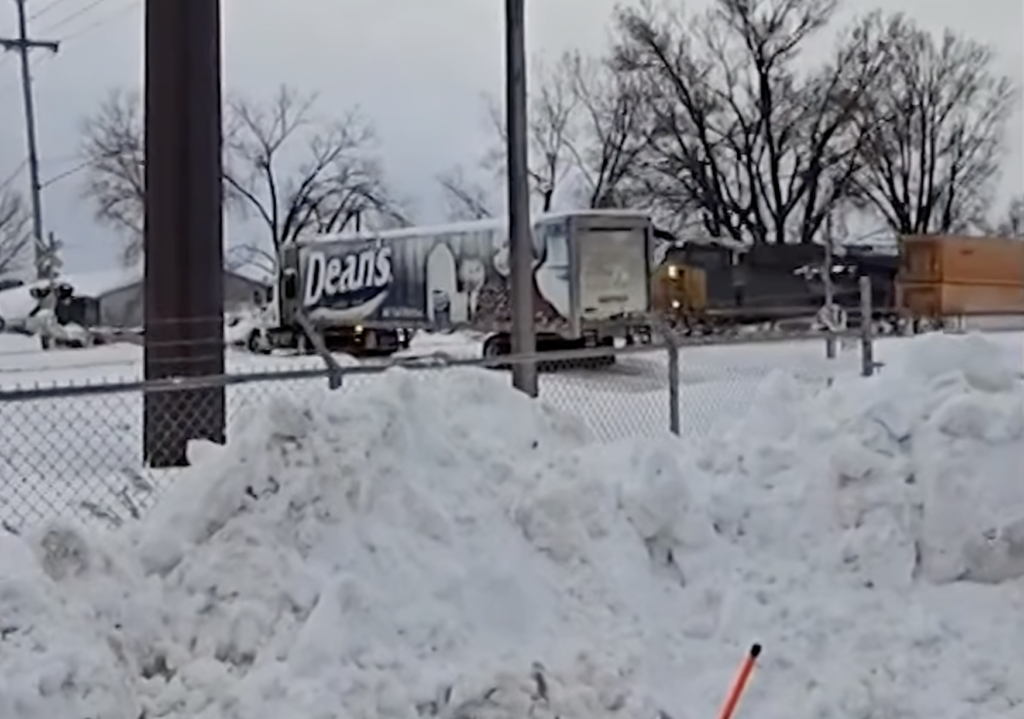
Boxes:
[246,209,657,359]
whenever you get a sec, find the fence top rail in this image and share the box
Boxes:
[0,327,869,402]
[0,343,660,401]
[0,366,332,402]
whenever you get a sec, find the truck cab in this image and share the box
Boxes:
[248,242,409,357]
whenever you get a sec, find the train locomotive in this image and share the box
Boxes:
[651,232,1023,335]
[651,237,903,335]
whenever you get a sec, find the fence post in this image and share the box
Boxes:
[667,333,681,436]
[859,275,875,377]
[823,218,837,360]
[293,310,344,389]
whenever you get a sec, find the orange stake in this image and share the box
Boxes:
[716,643,761,719]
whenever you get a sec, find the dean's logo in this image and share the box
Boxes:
[302,246,392,308]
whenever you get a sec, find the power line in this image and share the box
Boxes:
[60,0,137,44]
[0,158,29,193]
[1,0,137,99]
[0,0,138,97]
[27,0,72,21]
[40,158,91,188]
[37,0,110,35]
[36,151,121,189]
[1,0,136,93]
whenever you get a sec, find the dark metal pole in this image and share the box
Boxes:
[143,0,225,467]
[667,337,680,435]
[824,210,836,359]
[505,0,537,396]
[859,275,875,377]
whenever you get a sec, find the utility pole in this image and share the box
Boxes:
[0,0,58,281]
[143,0,225,466]
[505,0,537,396]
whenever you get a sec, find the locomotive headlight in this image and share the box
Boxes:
[671,300,681,309]
[667,265,679,279]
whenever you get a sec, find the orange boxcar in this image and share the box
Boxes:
[899,235,1024,286]
[897,281,1024,318]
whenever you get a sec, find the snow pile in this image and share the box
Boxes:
[1,368,704,719]
[1,333,1023,719]
[701,332,1024,587]
[0,526,145,718]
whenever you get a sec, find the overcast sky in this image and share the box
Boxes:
[0,0,1021,274]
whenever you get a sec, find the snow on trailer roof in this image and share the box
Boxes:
[305,209,652,245]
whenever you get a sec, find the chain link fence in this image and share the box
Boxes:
[0,331,874,529]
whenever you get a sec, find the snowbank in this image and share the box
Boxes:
[700,332,1023,587]
[1,334,1022,719]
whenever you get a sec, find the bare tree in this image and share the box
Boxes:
[223,242,279,279]
[996,195,1024,237]
[852,14,1016,234]
[613,0,887,244]
[483,54,580,212]
[437,165,495,220]
[80,85,404,272]
[0,190,31,278]
[223,85,405,273]
[458,50,649,218]
[80,89,144,266]
[563,51,649,209]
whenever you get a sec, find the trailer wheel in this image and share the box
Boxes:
[481,334,511,370]
[246,331,265,354]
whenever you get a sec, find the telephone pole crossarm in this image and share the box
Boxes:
[0,38,59,52]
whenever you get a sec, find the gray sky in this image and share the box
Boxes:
[0,0,1021,274]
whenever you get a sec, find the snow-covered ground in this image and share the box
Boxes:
[0,327,1019,387]
[0,331,1022,719]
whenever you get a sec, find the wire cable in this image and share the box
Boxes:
[40,159,92,189]
[60,0,139,45]
[38,0,111,35]
[28,0,75,21]
[0,158,29,193]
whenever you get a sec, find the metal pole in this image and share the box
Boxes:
[1,0,58,280]
[667,337,680,435]
[859,275,874,377]
[143,0,225,466]
[823,211,836,359]
[505,0,537,396]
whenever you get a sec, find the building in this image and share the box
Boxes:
[60,265,271,330]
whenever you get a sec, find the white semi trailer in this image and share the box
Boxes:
[247,209,656,359]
